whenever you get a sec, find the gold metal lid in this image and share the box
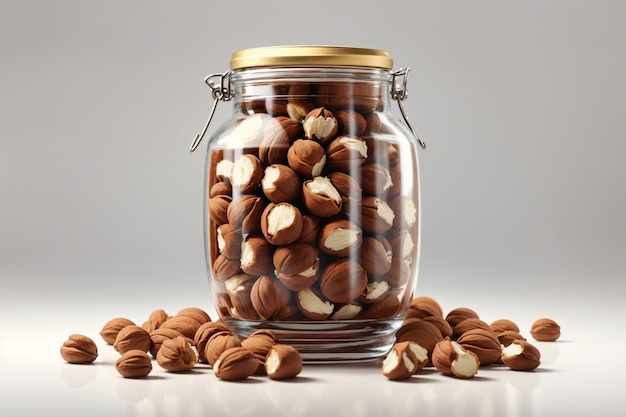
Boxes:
[230,45,393,70]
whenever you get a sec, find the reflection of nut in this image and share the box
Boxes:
[208,195,231,226]
[318,219,362,257]
[261,164,300,203]
[296,287,334,320]
[361,196,395,233]
[227,194,265,234]
[216,224,241,260]
[335,110,366,136]
[325,136,368,172]
[302,176,342,218]
[261,202,304,246]
[319,259,368,304]
[361,163,393,196]
[287,139,326,179]
[360,235,392,275]
[303,107,338,143]
[230,154,264,194]
[250,275,291,320]
[240,234,275,276]
[259,116,302,165]
[273,243,320,291]
[390,195,417,230]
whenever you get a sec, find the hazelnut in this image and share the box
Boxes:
[296,287,334,320]
[358,280,390,304]
[115,350,152,378]
[216,224,242,260]
[387,166,403,197]
[501,340,541,371]
[530,318,561,341]
[261,164,301,203]
[389,231,416,260]
[359,292,401,319]
[360,163,393,196]
[287,139,327,179]
[286,83,317,121]
[446,307,480,328]
[317,81,380,113]
[360,235,392,275]
[265,344,303,380]
[248,329,277,344]
[325,136,368,172]
[175,307,211,325]
[149,328,186,357]
[361,196,394,234]
[144,309,170,328]
[205,331,242,367]
[261,202,304,246]
[213,347,260,381]
[209,181,232,197]
[490,319,521,335]
[382,341,428,380]
[113,325,151,354]
[212,254,242,281]
[250,275,291,320]
[365,112,394,135]
[453,318,496,340]
[159,316,202,340]
[302,176,342,218]
[396,319,444,361]
[273,243,320,291]
[318,219,362,258]
[330,303,363,320]
[100,317,135,345]
[193,321,232,363]
[326,171,362,221]
[498,330,527,347]
[423,316,454,339]
[156,335,198,372]
[334,110,367,136]
[214,159,234,182]
[409,296,444,318]
[242,335,275,374]
[259,116,302,165]
[225,277,259,320]
[456,328,502,366]
[240,234,275,276]
[303,107,338,143]
[432,338,479,379]
[296,215,321,244]
[389,195,417,230]
[319,258,368,304]
[230,154,264,194]
[227,194,265,234]
[208,194,232,226]
[383,256,411,288]
[230,113,266,147]
[60,334,98,364]
[364,138,400,167]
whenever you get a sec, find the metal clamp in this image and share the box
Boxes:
[392,68,427,150]
[189,71,232,152]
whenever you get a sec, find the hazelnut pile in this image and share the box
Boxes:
[208,101,419,322]
[60,300,560,382]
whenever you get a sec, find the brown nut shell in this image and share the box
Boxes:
[432,338,479,379]
[302,176,343,218]
[361,196,395,234]
[60,334,98,364]
[296,287,334,320]
[261,202,304,246]
[116,349,152,378]
[216,224,242,260]
[159,316,202,340]
[205,331,243,367]
[360,163,393,196]
[100,317,135,345]
[265,344,303,379]
[287,139,327,179]
[530,318,561,341]
[213,347,260,381]
[230,153,264,194]
[446,307,480,328]
[113,325,151,354]
[261,164,301,203]
[319,258,368,304]
[501,340,541,371]
[273,243,320,291]
[303,107,338,143]
[149,328,186,358]
[240,234,275,276]
[194,321,232,363]
[360,235,392,275]
[335,110,366,136]
[456,328,502,366]
[227,194,265,234]
[250,275,291,320]
[259,116,302,165]
[156,336,198,372]
[318,219,362,258]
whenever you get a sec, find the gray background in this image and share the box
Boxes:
[1,0,624,319]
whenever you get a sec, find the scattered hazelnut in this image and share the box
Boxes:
[205,331,242,367]
[213,347,260,381]
[265,344,303,380]
[193,321,232,363]
[100,317,135,345]
[159,316,202,340]
[115,350,152,378]
[319,258,368,304]
[60,334,98,364]
[318,219,362,258]
[446,307,479,328]
[501,340,541,371]
[456,328,502,366]
[497,330,527,347]
[242,335,275,374]
[261,164,301,203]
[175,307,211,325]
[453,318,496,340]
[303,107,338,143]
[287,139,327,178]
[432,338,479,379]
[230,153,264,194]
[382,341,427,380]
[156,336,198,372]
[409,296,444,318]
[149,328,186,358]
[261,202,304,246]
[396,318,444,361]
[141,309,170,333]
[490,319,520,335]
[113,325,151,354]
[302,176,343,218]
[530,318,561,341]
[422,316,454,339]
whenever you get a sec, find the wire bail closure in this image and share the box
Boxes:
[189,71,232,152]
[392,68,426,150]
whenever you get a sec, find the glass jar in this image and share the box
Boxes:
[191,46,426,362]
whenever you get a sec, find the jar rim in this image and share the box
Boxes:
[230,45,393,70]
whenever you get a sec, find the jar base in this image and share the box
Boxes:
[223,318,402,363]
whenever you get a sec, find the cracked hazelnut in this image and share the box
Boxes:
[240,234,275,276]
[225,277,259,320]
[396,318,444,361]
[319,258,368,304]
[361,196,395,234]
[213,347,259,381]
[230,113,266,147]
[432,338,479,379]
[457,328,502,366]
[216,224,242,260]
[116,350,152,378]
[113,325,151,354]
[335,110,366,136]
[156,336,198,372]
[227,194,265,234]
[205,331,242,367]
[361,163,393,196]
[297,287,334,320]
[530,318,561,341]
[261,202,304,246]
[208,194,232,226]
[390,195,417,230]
[325,136,368,172]
[423,316,454,339]
[318,219,362,257]
[302,176,342,218]
[261,164,301,203]
[242,333,275,374]
[498,330,527,347]
[100,317,135,345]
[214,159,234,182]
[230,154,264,194]
[501,340,541,371]
[303,107,338,143]
[265,344,303,380]
[250,275,291,320]
[382,341,427,380]
[60,334,98,364]
[358,280,390,304]
[273,243,320,291]
[287,139,326,179]
[330,303,362,320]
[360,235,392,275]
[259,116,302,165]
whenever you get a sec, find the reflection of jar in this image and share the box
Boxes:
[191,46,426,362]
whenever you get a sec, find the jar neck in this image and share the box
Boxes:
[230,66,394,117]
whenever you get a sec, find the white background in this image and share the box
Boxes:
[1,1,625,416]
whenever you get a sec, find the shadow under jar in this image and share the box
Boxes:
[200,46,423,362]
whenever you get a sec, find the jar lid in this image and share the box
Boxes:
[230,45,393,70]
